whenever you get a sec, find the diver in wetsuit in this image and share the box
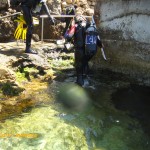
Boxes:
[73,16,103,86]
[10,0,55,54]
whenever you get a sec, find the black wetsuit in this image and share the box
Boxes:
[74,23,102,86]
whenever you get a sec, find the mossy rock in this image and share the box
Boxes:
[1,82,24,96]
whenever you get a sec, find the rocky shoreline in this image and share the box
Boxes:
[0,41,74,120]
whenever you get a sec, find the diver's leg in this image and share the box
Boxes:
[75,48,84,86]
[22,5,37,54]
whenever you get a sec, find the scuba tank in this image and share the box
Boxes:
[85,23,98,55]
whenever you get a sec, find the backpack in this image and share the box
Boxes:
[85,24,98,56]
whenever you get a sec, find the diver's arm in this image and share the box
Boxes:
[41,0,55,25]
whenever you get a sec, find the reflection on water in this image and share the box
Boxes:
[0,80,150,150]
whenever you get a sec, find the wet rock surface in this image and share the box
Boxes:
[0,41,71,119]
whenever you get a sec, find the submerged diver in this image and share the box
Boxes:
[10,0,55,54]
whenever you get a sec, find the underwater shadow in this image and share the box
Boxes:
[112,84,150,137]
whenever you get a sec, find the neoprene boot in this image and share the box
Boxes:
[76,75,84,86]
[25,44,38,54]
[25,32,37,54]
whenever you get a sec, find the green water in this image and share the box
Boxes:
[0,80,149,150]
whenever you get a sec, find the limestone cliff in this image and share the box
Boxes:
[94,0,150,86]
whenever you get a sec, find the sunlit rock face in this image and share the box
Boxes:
[0,0,17,42]
[0,0,9,10]
[0,65,16,83]
[0,0,94,41]
[38,0,94,39]
[94,0,150,86]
